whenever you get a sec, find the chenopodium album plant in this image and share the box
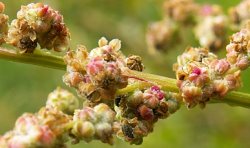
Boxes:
[0,1,250,148]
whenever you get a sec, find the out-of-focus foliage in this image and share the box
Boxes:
[1,0,250,148]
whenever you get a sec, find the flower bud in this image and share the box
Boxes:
[126,55,144,71]
[46,87,79,114]
[72,121,95,141]
[138,105,154,121]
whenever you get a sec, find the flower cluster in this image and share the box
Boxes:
[174,22,250,108]
[46,87,79,115]
[226,22,250,70]
[146,0,198,53]
[195,5,228,51]
[62,36,181,145]
[2,1,250,147]
[0,88,109,146]
[0,88,120,147]
[114,86,180,144]
[0,2,8,45]
[6,3,70,53]
[146,0,231,53]
[0,88,74,147]
[63,37,130,106]
[229,0,250,30]
[71,103,115,144]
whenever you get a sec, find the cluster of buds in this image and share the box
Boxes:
[229,0,250,30]
[46,87,79,115]
[195,5,228,51]
[71,103,115,144]
[0,86,180,147]
[174,22,250,108]
[146,0,234,53]
[3,1,250,147]
[114,86,180,144]
[0,2,8,45]
[0,88,75,147]
[146,0,198,53]
[63,37,145,106]
[5,3,70,53]
[62,36,180,145]
[0,88,121,147]
[226,22,250,70]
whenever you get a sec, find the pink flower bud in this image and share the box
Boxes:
[192,67,201,75]
[236,56,249,70]
[214,59,230,74]
[86,57,105,76]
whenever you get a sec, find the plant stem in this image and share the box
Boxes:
[120,69,250,108]
[0,47,65,70]
[1,47,250,108]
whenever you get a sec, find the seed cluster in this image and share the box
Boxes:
[46,87,79,115]
[195,5,228,51]
[5,3,70,53]
[63,38,129,106]
[71,103,115,144]
[1,1,250,148]
[62,37,181,145]
[0,88,73,147]
[114,86,180,144]
[146,0,231,53]
[174,22,250,108]
[0,88,121,147]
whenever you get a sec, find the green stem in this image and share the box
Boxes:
[1,47,250,108]
[120,69,250,108]
[0,47,65,70]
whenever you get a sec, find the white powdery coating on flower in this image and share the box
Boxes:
[72,103,115,144]
[46,87,79,114]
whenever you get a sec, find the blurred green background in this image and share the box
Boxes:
[1,0,250,147]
